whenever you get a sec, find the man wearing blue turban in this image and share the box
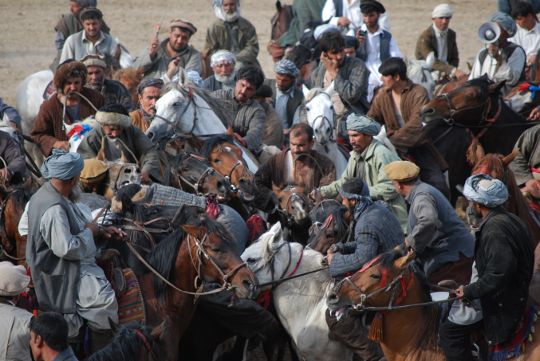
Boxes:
[23,149,123,353]
[440,174,534,361]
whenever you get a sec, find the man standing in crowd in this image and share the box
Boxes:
[135,19,201,79]
[415,4,464,80]
[509,1,540,69]
[130,78,164,133]
[29,312,79,361]
[202,50,238,91]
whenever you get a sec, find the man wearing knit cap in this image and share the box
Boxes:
[60,7,120,66]
[439,174,533,361]
[134,19,202,80]
[469,11,526,95]
[204,0,260,69]
[23,149,122,353]
[415,4,464,80]
[265,58,304,132]
[314,114,407,231]
[385,160,474,285]
[32,60,104,156]
[77,104,164,184]
[0,261,33,361]
[82,54,133,110]
[202,50,238,91]
[130,78,164,133]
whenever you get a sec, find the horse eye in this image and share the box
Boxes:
[306,107,310,111]
[246,257,257,264]
[370,274,381,280]
[213,159,221,164]
[173,102,182,107]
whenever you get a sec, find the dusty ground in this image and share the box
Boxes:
[1,0,497,106]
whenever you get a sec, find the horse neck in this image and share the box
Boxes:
[480,101,528,155]
[168,238,198,316]
[190,96,227,136]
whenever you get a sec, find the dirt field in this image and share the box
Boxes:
[1,0,495,105]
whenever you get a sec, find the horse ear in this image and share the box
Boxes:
[324,82,334,95]
[151,321,166,339]
[393,249,416,270]
[501,148,518,165]
[225,127,234,137]
[302,84,310,98]
[488,80,506,95]
[425,52,435,68]
[230,143,243,158]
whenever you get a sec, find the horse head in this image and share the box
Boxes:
[327,247,415,312]
[273,185,311,226]
[146,88,188,144]
[307,205,349,254]
[176,153,230,201]
[112,67,144,107]
[407,52,435,99]
[303,86,335,147]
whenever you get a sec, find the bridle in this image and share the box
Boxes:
[211,152,253,194]
[177,154,227,196]
[153,86,199,139]
[310,114,335,145]
[276,189,310,225]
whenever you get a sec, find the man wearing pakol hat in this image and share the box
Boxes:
[415,4,464,80]
[439,174,534,361]
[322,0,390,37]
[22,149,123,353]
[204,0,260,69]
[469,11,526,95]
[32,60,104,156]
[0,261,33,361]
[50,0,111,71]
[264,58,304,133]
[385,160,474,285]
[82,54,133,110]
[134,19,202,80]
[202,50,238,92]
[314,114,407,231]
[60,7,120,66]
[325,177,399,360]
[130,78,164,133]
[77,104,164,184]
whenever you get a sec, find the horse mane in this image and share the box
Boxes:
[330,206,349,242]
[201,135,236,159]
[309,199,342,223]
[88,323,158,361]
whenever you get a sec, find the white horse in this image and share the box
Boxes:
[146,86,259,173]
[242,222,353,361]
[302,85,349,178]
[407,52,436,99]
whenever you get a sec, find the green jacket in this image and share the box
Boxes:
[278,0,325,47]
[319,139,408,232]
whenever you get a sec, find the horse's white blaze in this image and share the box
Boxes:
[242,222,353,361]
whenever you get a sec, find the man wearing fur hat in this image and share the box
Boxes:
[134,19,202,80]
[0,261,33,361]
[32,60,104,156]
[82,55,133,110]
[204,0,260,69]
[415,4,464,80]
[60,7,120,66]
[77,104,164,184]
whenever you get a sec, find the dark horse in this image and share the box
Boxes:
[421,75,535,204]
[308,204,350,254]
[0,184,33,263]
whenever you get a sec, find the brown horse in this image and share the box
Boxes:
[142,210,256,361]
[0,185,33,263]
[273,185,312,244]
[329,250,540,361]
[112,67,144,108]
[307,205,349,254]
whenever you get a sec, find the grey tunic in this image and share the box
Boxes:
[509,124,540,186]
[0,303,32,361]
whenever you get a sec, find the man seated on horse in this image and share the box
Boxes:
[202,50,237,92]
[0,261,33,361]
[212,65,266,154]
[21,150,122,353]
[509,1,540,71]
[0,131,28,186]
[509,122,540,208]
[385,160,474,285]
[314,114,408,232]
[134,19,202,80]
[368,57,449,197]
[129,78,163,133]
[415,4,465,81]
[264,58,304,137]
[469,12,526,95]
[59,8,120,67]
[440,174,534,361]
[0,97,23,148]
[82,55,132,111]
[32,60,104,156]
[204,0,260,69]
[77,104,164,184]
[29,312,78,361]
[311,30,370,119]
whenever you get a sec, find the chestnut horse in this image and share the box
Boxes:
[329,250,540,361]
[0,185,33,263]
[112,67,144,108]
[273,185,312,244]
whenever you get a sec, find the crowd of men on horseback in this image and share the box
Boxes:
[5,0,540,360]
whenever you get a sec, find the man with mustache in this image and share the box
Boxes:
[31,60,104,156]
[129,78,164,133]
[202,50,237,91]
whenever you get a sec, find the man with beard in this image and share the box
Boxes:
[134,19,202,80]
[82,55,132,110]
[129,78,164,133]
[314,114,407,232]
[265,58,304,133]
[32,60,104,156]
[204,0,260,68]
[21,150,122,353]
[202,50,237,91]
[59,8,120,66]
[254,123,335,212]
[77,104,163,184]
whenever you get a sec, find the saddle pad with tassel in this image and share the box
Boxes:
[117,268,146,325]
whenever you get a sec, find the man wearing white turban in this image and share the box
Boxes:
[21,149,123,353]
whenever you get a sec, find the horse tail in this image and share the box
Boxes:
[147,228,185,304]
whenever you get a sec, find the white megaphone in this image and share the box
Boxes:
[478,21,501,44]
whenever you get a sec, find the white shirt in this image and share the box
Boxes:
[432,24,449,62]
[321,0,391,36]
[509,22,540,59]
[60,30,118,63]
